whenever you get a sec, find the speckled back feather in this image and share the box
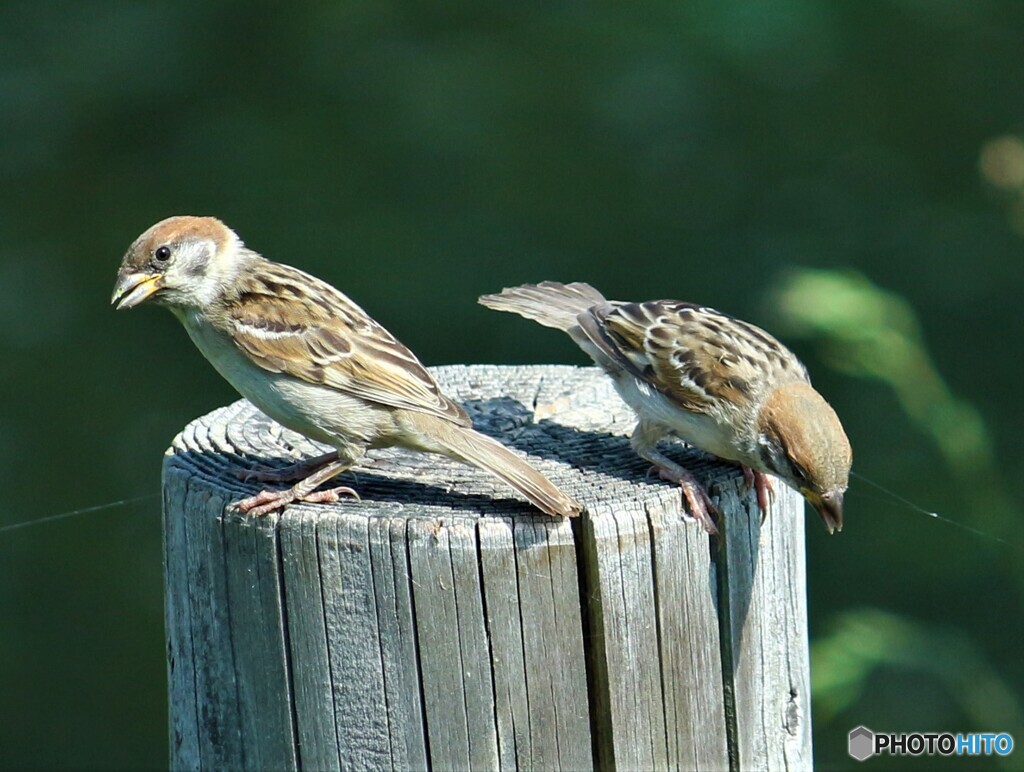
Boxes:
[585,300,809,415]
[481,282,809,415]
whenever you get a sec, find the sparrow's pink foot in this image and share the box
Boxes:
[653,465,720,534]
[233,456,358,517]
[236,451,340,483]
[741,466,775,521]
[235,484,360,518]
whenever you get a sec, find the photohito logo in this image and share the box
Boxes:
[848,726,1013,761]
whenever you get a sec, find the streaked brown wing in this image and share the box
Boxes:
[223,261,470,426]
[595,300,807,413]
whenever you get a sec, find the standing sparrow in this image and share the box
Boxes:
[111,217,581,518]
[479,282,851,533]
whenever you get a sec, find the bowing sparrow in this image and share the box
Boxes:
[111,217,581,518]
[479,281,850,533]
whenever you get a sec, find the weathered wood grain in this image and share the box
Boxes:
[277,508,340,770]
[163,364,809,770]
[367,516,429,770]
[717,482,813,770]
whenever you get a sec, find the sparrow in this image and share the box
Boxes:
[111,216,581,519]
[479,282,851,534]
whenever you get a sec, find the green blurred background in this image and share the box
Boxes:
[2,1,1022,769]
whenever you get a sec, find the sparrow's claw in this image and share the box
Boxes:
[741,465,755,490]
[300,486,360,505]
[234,488,295,517]
[234,484,360,517]
[741,466,775,522]
[656,466,720,535]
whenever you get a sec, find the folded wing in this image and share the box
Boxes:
[223,261,471,427]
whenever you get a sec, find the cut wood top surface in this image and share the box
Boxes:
[166,363,746,521]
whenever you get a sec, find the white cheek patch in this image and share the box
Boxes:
[181,237,240,307]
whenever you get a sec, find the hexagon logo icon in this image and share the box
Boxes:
[849,726,875,761]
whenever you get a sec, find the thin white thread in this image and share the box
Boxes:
[850,471,1015,549]
[0,494,160,535]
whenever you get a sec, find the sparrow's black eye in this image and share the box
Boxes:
[154,245,172,263]
[789,460,810,484]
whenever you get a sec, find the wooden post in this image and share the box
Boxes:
[162,365,811,770]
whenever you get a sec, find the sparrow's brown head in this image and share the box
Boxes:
[756,381,852,533]
[111,216,240,311]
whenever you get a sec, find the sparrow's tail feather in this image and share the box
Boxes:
[478,281,607,331]
[440,424,582,518]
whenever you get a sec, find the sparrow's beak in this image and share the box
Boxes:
[805,489,844,534]
[111,271,163,310]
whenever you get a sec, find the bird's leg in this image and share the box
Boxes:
[740,466,775,521]
[234,456,360,518]
[631,422,719,534]
[236,450,341,483]
[654,460,720,535]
